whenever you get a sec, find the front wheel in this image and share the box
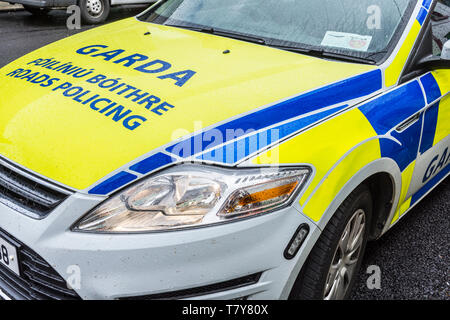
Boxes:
[290,184,373,300]
[79,0,110,24]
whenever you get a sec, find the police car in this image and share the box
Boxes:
[0,0,448,300]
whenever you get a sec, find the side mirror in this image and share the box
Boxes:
[442,40,450,60]
[417,40,450,70]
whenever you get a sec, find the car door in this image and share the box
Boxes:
[404,2,450,206]
[405,71,449,203]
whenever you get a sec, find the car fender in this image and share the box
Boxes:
[305,152,402,235]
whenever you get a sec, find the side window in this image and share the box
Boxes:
[432,0,450,56]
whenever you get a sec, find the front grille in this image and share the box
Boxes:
[0,229,81,300]
[0,161,70,218]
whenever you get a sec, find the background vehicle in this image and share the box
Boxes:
[7,0,155,24]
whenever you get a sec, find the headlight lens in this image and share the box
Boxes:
[74,165,310,233]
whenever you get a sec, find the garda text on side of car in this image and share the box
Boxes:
[0,0,448,300]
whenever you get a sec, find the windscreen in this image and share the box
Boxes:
[140,0,416,62]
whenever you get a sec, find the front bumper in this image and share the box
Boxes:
[0,187,320,300]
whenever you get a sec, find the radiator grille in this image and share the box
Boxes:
[0,162,70,218]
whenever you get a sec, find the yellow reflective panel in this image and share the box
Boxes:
[385,20,421,87]
[252,108,379,221]
[432,69,450,94]
[391,160,415,224]
[392,197,412,224]
[0,19,374,190]
[432,70,450,146]
[302,139,381,222]
[433,95,450,146]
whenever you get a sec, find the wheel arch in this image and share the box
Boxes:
[314,157,402,240]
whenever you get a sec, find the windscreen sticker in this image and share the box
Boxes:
[321,31,372,52]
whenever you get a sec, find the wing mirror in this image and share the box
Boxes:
[417,40,450,70]
[442,39,450,60]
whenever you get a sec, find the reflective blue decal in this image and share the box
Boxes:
[359,80,425,135]
[167,70,383,158]
[88,70,383,194]
[198,105,347,164]
[417,7,428,25]
[382,113,423,171]
[359,80,426,171]
[419,102,439,154]
[420,73,442,104]
[88,171,137,195]
[422,0,432,10]
[129,152,175,175]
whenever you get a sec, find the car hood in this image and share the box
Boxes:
[0,18,376,191]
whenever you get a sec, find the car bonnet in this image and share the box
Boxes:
[0,18,380,192]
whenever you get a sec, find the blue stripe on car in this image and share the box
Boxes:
[88,171,138,195]
[411,163,450,205]
[420,73,442,104]
[422,0,432,10]
[419,102,440,154]
[417,7,428,25]
[167,70,383,158]
[381,113,423,171]
[359,80,426,171]
[198,104,347,164]
[129,152,175,175]
[88,70,383,194]
[359,80,425,135]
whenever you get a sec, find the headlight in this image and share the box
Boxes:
[74,165,310,233]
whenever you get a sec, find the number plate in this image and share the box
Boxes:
[0,236,20,276]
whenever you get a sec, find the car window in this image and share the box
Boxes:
[141,0,416,63]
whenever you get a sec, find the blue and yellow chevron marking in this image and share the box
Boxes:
[88,70,382,195]
[359,80,425,171]
[392,71,448,223]
[89,152,175,195]
[166,70,382,159]
[420,102,440,154]
[88,71,447,197]
[196,104,347,164]
[421,72,442,103]
[418,72,442,154]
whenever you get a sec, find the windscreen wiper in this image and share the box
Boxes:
[269,44,377,64]
[165,24,375,64]
[165,24,267,45]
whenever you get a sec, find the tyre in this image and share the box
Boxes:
[23,6,50,16]
[290,184,373,300]
[79,0,110,24]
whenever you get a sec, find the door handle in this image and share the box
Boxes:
[395,112,421,132]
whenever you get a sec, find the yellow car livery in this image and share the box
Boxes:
[0,0,448,300]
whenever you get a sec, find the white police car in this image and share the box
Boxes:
[0,0,448,300]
